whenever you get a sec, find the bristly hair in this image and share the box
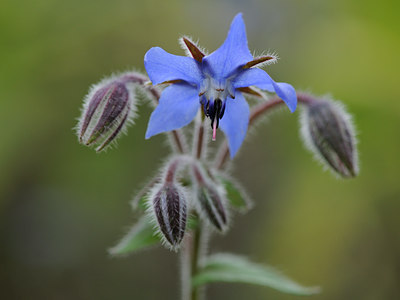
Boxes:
[189,162,230,233]
[144,156,190,251]
[250,50,279,67]
[75,71,140,152]
[299,94,359,178]
[178,35,209,57]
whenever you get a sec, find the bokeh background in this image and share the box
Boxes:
[1,0,399,299]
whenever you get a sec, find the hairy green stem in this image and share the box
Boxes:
[180,112,211,300]
[192,113,206,159]
[180,218,206,300]
[190,223,202,300]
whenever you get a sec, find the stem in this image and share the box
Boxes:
[180,106,210,300]
[165,158,180,183]
[192,113,206,159]
[172,131,187,154]
[190,224,202,300]
[214,143,230,171]
[180,235,191,300]
[181,220,203,300]
[215,92,315,170]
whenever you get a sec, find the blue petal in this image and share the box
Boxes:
[233,68,274,91]
[219,92,249,158]
[233,68,297,113]
[145,83,200,138]
[203,13,253,80]
[144,47,203,85]
[271,81,297,113]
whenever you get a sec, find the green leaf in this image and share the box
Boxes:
[187,214,199,230]
[108,214,199,256]
[108,217,160,256]
[192,253,320,296]
[130,176,159,211]
[219,176,252,212]
[136,196,147,211]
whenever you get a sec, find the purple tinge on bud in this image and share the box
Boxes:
[301,99,358,178]
[78,80,134,152]
[198,186,228,232]
[193,166,228,232]
[152,183,187,248]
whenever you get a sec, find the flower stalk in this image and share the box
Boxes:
[75,11,359,300]
[192,114,206,160]
[181,103,212,300]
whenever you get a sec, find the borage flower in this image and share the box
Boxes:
[144,13,297,157]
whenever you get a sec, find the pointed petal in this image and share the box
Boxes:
[144,47,203,85]
[145,83,200,138]
[219,92,249,158]
[233,68,297,113]
[233,68,274,90]
[203,13,253,79]
[271,81,297,113]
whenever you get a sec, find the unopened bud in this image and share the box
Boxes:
[151,183,187,249]
[192,165,228,232]
[198,186,228,231]
[77,78,135,152]
[300,98,358,178]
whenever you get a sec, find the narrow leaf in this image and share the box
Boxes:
[219,176,253,212]
[131,176,159,210]
[136,196,147,210]
[192,253,320,296]
[109,217,160,256]
[187,214,199,230]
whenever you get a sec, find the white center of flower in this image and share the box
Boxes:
[199,75,235,101]
[198,75,236,142]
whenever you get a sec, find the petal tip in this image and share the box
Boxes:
[145,129,154,139]
[229,148,238,159]
[233,12,244,20]
[288,100,298,113]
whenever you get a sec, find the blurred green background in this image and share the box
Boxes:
[1,0,399,299]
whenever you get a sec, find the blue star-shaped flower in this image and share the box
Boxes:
[144,13,297,158]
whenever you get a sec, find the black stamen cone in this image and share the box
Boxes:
[207,99,223,129]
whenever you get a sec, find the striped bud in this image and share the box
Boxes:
[198,185,228,232]
[151,183,187,249]
[77,78,135,152]
[192,165,228,232]
[300,98,358,178]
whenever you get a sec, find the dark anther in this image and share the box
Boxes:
[208,99,223,129]
[219,101,226,119]
[206,100,210,113]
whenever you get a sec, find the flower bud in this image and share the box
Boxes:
[150,183,187,249]
[300,98,358,178]
[77,78,135,152]
[192,165,229,232]
[197,185,228,232]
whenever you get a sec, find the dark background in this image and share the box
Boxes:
[1,0,399,299]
